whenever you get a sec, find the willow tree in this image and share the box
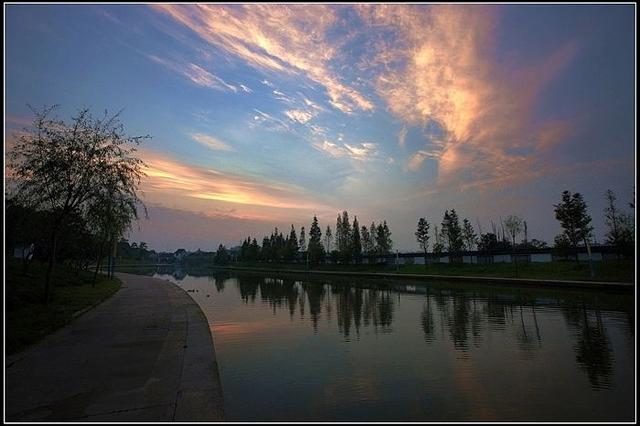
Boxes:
[7,106,147,303]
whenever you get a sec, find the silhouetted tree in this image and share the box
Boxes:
[554,191,594,264]
[375,221,393,255]
[351,216,362,262]
[298,226,306,252]
[442,210,463,261]
[462,218,477,252]
[604,189,634,257]
[336,211,352,262]
[308,216,324,264]
[415,218,430,266]
[324,225,333,253]
[7,105,147,303]
[286,225,299,261]
[213,244,230,265]
[504,215,524,275]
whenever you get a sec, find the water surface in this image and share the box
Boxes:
[137,268,634,421]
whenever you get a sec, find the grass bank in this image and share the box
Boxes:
[224,258,634,283]
[6,257,122,355]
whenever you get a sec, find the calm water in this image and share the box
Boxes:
[135,267,633,421]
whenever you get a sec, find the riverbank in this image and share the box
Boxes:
[6,258,122,355]
[211,263,634,291]
[6,272,224,421]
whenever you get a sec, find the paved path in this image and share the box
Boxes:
[5,273,224,421]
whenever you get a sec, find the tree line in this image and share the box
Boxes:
[414,189,635,264]
[215,211,394,265]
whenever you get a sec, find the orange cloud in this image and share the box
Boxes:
[141,150,334,221]
[357,5,578,190]
[152,4,374,114]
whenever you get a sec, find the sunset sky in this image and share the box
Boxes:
[5,4,635,252]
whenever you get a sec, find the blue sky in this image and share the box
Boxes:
[5,4,635,251]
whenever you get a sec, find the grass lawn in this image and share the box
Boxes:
[397,259,635,282]
[6,257,122,355]
[223,258,635,283]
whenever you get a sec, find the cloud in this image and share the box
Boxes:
[142,150,334,215]
[356,5,578,189]
[250,108,292,133]
[190,132,233,151]
[398,125,407,148]
[147,54,238,92]
[312,140,378,161]
[284,109,315,124]
[239,84,253,93]
[152,4,374,114]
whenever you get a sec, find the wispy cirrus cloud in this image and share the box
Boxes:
[151,4,374,114]
[190,132,233,151]
[312,140,379,162]
[398,125,407,148]
[147,54,238,92]
[250,108,292,133]
[284,109,315,124]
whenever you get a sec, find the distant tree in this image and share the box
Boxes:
[261,236,271,261]
[369,222,377,255]
[415,218,430,266]
[461,218,477,252]
[433,226,444,261]
[213,244,230,265]
[553,234,572,259]
[336,211,352,262]
[308,216,324,264]
[604,189,634,257]
[351,216,362,262]
[503,215,523,249]
[299,226,306,252]
[324,225,333,253]
[529,239,548,249]
[287,225,299,261]
[441,210,463,261]
[361,225,373,256]
[503,215,524,275]
[375,220,393,255]
[478,232,498,253]
[249,238,259,261]
[554,191,594,263]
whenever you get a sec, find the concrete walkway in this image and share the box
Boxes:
[5,273,224,421]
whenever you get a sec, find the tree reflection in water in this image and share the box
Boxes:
[562,302,614,390]
[192,272,621,392]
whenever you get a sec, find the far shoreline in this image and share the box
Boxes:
[112,262,635,292]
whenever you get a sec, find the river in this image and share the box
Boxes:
[123,267,634,421]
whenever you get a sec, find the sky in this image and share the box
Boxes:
[4,4,636,252]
